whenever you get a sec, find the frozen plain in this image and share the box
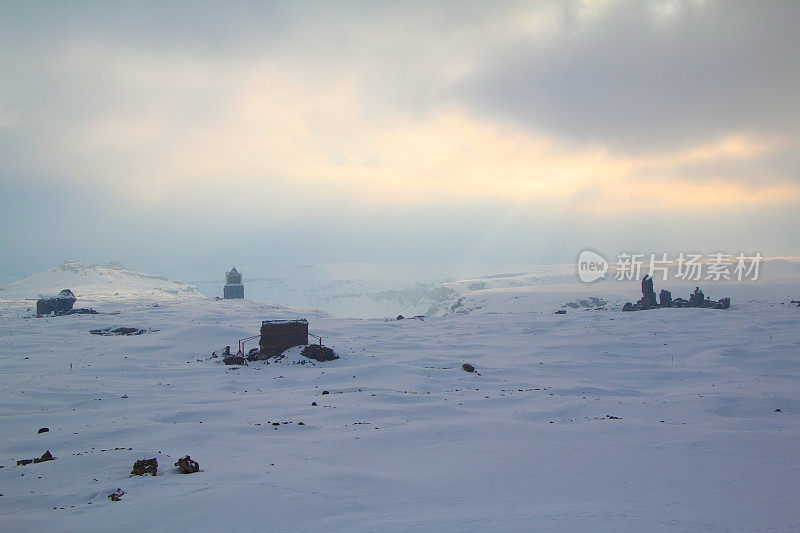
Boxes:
[1,264,799,532]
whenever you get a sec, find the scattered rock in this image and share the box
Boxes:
[321,390,330,395]
[311,402,317,406]
[775,408,782,412]
[37,427,49,434]
[17,450,56,466]
[462,363,476,373]
[90,327,155,336]
[174,456,199,474]
[554,310,566,315]
[396,314,404,320]
[624,278,730,311]
[223,355,246,365]
[301,344,339,362]
[131,458,158,476]
[35,450,55,463]
[108,488,125,501]
[563,297,607,310]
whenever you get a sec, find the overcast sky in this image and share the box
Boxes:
[1,0,798,276]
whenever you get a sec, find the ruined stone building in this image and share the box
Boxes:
[259,319,308,358]
[223,267,244,299]
[36,289,76,316]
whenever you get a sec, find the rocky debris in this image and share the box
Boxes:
[623,278,730,311]
[462,363,476,373]
[174,456,199,474]
[321,390,330,395]
[108,488,126,501]
[563,297,607,310]
[791,300,800,307]
[131,458,158,476]
[301,344,339,362]
[223,355,246,365]
[37,427,49,434]
[246,348,261,362]
[312,402,317,406]
[554,310,566,314]
[16,450,56,466]
[396,314,404,320]
[90,327,155,336]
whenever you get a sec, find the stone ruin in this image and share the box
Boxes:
[36,289,98,316]
[223,267,244,299]
[259,319,309,358]
[623,275,730,312]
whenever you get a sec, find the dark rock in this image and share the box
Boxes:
[462,363,476,373]
[659,289,673,307]
[131,458,158,476]
[16,459,33,466]
[775,408,782,412]
[301,344,339,362]
[90,327,151,336]
[640,275,658,309]
[311,402,317,406]
[321,390,330,395]
[33,450,55,463]
[396,315,404,320]
[174,456,199,474]
[223,355,246,365]
[38,427,49,434]
[554,310,566,314]
[108,488,125,501]
[622,302,635,312]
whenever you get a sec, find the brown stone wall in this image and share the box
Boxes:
[259,319,309,357]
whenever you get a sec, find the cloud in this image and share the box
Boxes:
[0,0,799,274]
[459,1,800,153]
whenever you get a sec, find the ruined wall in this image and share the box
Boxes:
[259,319,309,358]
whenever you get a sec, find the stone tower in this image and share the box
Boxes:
[223,267,244,299]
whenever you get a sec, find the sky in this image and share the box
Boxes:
[1,0,799,277]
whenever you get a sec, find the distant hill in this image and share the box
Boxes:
[0,261,203,302]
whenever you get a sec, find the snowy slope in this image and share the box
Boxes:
[178,263,576,318]
[1,279,799,531]
[0,262,203,302]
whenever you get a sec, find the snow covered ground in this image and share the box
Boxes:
[1,263,799,531]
